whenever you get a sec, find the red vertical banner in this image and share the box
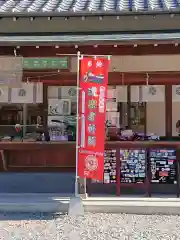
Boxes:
[78,57,110,180]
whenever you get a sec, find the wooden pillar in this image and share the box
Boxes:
[22,103,27,138]
[116,147,120,196]
[43,84,48,128]
[127,85,131,128]
[165,85,172,138]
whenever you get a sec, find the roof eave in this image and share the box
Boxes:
[0,33,179,46]
[0,9,180,18]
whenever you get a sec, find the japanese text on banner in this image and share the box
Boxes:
[78,57,109,180]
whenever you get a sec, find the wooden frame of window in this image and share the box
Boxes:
[42,78,174,137]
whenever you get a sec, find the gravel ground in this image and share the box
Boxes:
[0,213,179,239]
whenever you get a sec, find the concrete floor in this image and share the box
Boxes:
[0,173,75,193]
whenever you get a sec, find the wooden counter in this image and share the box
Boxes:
[0,141,179,172]
[0,142,76,171]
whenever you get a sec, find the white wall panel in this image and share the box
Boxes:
[11,83,34,103]
[146,102,165,136]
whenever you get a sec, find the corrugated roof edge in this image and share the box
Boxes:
[0,9,180,18]
[0,33,179,44]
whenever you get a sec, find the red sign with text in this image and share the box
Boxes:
[78,57,109,180]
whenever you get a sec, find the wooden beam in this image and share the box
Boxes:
[1,45,180,57]
[23,71,180,85]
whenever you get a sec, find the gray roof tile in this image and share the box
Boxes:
[0,0,178,14]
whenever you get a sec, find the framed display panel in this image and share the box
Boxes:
[48,99,71,116]
[172,85,180,102]
[10,83,43,104]
[92,149,117,184]
[142,85,165,102]
[48,115,76,141]
[104,149,116,183]
[48,126,68,141]
[48,86,59,99]
[150,149,177,184]
[60,99,71,115]
[120,149,146,184]
[60,86,77,102]
[11,83,34,103]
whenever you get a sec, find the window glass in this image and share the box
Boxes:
[0,83,44,141]
[47,86,77,141]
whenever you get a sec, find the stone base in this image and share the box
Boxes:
[68,197,84,216]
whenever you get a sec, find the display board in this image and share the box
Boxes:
[104,149,116,183]
[120,149,146,183]
[10,83,43,103]
[92,149,116,183]
[150,149,177,184]
[48,126,68,141]
[23,57,68,69]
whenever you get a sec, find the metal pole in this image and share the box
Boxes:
[75,51,81,197]
[57,53,111,57]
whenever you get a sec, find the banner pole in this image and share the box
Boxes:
[75,51,81,197]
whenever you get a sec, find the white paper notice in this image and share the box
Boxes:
[35,82,43,103]
[0,86,9,103]
[11,83,34,103]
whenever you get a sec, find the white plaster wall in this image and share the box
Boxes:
[172,103,180,136]
[146,102,165,136]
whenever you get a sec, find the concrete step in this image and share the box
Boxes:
[85,196,180,202]
[0,194,179,215]
[0,173,75,193]
[0,194,70,212]
[84,199,180,215]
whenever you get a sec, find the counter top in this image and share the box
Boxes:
[0,141,179,150]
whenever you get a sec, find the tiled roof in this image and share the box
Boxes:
[0,0,179,14]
